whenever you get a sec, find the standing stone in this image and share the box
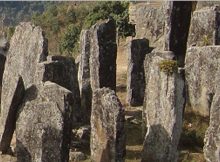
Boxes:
[142,51,185,162]
[91,88,125,162]
[126,38,150,106]
[90,19,117,91]
[36,56,81,126]
[78,30,92,123]
[188,6,220,47]
[185,46,220,116]
[203,69,220,162]
[0,22,48,152]
[129,2,165,49]
[16,81,73,162]
[164,1,192,66]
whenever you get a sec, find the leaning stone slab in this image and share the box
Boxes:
[0,22,48,152]
[16,81,73,162]
[91,88,125,162]
[78,30,92,123]
[90,19,117,91]
[142,51,185,162]
[185,46,220,116]
[126,38,150,106]
[188,7,220,47]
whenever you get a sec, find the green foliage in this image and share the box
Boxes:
[158,60,178,75]
[84,1,135,37]
[59,24,80,56]
[6,26,15,39]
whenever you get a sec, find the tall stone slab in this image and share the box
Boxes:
[203,68,220,162]
[36,56,81,126]
[91,88,125,162]
[16,82,73,162]
[0,22,48,152]
[126,38,150,106]
[90,19,117,91]
[188,6,220,47]
[129,2,165,49]
[164,1,192,66]
[78,30,92,123]
[142,51,185,162]
[185,46,220,116]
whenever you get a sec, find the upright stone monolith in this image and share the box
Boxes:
[188,6,220,47]
[185,46,220,116]
[142,51,185,162]
[0,22,48,153]
[203,67,220,162]
[90,88,125,162]
[78,30,92,123]
[126,38,150,106]
[16,82,73,162]
[90,19,117,91]
[164,1,192,66]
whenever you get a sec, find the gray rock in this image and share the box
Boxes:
[196,1,220,10]
[126,38,150,107]
[0,77,25,153]
[0,37,9,56]
[188,7,220,47]
[129,2,165,49]
[36,56,81,126]
[91,88,125,162]
[142,51,185,162]
[185,46,220,116]
[16,81,73,162]
[204,69,220,162]
[90,19,117,91]
[78,30,92,123]
[164,1,192,66]
[0,22,47,152]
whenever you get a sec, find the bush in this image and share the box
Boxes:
[158,60,178,75]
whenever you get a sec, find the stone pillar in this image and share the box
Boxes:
[185,46,220,117]
[0,22,48,153]
[188,6,220,47]
[90,19,117,92]
[16,82,73,162]
[126,38,150,106]
[90,88,125,162]
[203,67,220,162]
[78,30,92,123]
[142,51,185,162]
[164,1,192,66]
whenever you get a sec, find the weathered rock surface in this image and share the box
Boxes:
[0,76,25,153]
[164,1,192,66]
[142,51,185,162]
[188,6,220,47]
[91,88,125,162]
[16,81,73,162]
[0,22,47,152]
[90,19,117,91]
[204,68,220,162]
[185,46,220,116]
[0,37,9,56]
[69,151,87,162]
[196,1,220,10]
[36,56,81,126]
[204,91,220,162]
[78,30,92,123]
[129,2,164,49]
[126,38,150,106]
